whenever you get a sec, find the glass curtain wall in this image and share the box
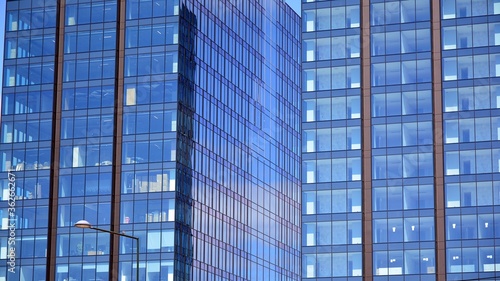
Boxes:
[0,0,56,279]
[56,1,118,280]
[302,0,363,278]
[185,0,302,280]
[119,0,179,280]
[441,0,500,280]
[369,0,436,279]
[1,1,300,280]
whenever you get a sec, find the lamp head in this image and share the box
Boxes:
[74,220,92,229]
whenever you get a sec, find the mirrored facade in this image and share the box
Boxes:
[0,0,301,280]
[1,0,56,279]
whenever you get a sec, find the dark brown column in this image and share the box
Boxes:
[109,0,126,280]
[431,1,446,281]
[361,0,373,279]
[46,0,66,280]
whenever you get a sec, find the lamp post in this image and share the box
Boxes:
[74,220,139,281]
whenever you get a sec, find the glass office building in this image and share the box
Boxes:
[0,0,301,280]
[302,0,364,278]
[302,0,500,280]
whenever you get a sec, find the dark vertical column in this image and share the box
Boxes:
[431,1,446,281]
[46,0,66,280]
[109,0,126,280]
[361,0,372,280]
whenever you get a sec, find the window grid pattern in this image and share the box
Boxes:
[302,0,363,279]
[1,0,302,280]
[442,0,500,279]
[0,0,57,280]
[184,0,301,280]
[369,0,436,279]
[53,1,119,281]
[117,0,180,280]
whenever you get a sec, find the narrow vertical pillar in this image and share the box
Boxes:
[361,0,373,280]
[431,1,446,281]
[46,0,66,280]
[109,0,127,279]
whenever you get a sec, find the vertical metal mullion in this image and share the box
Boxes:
[361,0,373,279]
[109,0,126,279]
[431,0,446,280]
[46,0,66,279]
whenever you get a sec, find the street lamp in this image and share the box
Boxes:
[74,220,139,281]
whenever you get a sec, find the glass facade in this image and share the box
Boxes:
[370,1,436,279]
[1,0,56,279]
[56,1,118,280]
[0,0,301,280]
[441,0,500,280]
[302,0,363,279]
[119,0,178,279]
[302,0,500,281]
[178,0,302,279]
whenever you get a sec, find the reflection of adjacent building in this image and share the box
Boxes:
[0,0,301,280]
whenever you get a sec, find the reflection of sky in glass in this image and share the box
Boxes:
[0,0,294,93]
[0,1,297,93]
[286,0,301,14]
[0,0,294,94]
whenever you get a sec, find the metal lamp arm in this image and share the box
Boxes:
[90,226,139,241]
[89,226,139,281]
